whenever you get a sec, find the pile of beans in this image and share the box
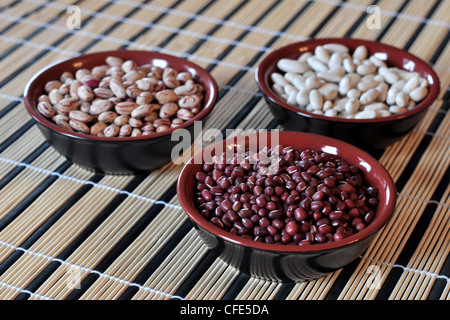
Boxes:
[271,43,429,119]
[36,56,204,137]
[194,145,379,246]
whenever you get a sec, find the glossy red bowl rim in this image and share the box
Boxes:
[177,131,397,253]
[24,50,218,141]
[255,37,440,124]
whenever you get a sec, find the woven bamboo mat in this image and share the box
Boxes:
[0,0,448,301]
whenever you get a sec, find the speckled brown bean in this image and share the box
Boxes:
[115,101,137,115]
[44,80,61,93]
[159,102,178,118]
[98,111,118,123]
[89,99,113,115]
[119,123,132,136]
[93,87,114,99]
[114,114,130,126]
[135,92,153,105]
[53,114,73,131]
[131,104,153,119]
[174,80,197,96]
[109,78,126,99]
[106,56,123,67]
[176,108,194,120]
[37,101,55,118]
[90,121,107,136]
[178,94,201,109]
[37,57,205,138]
[49,88,64,105]
[69,119,90,133]
[69,110,93,123]
[104,123,120,137]
[155,89,178,104]
[56,97,78,114]
[77,85,94,101]
[128,117,143,128]
[131,128,142,137]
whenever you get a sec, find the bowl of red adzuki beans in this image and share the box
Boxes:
[177,131,397,281]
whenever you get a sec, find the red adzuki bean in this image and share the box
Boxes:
[194,145,379,246]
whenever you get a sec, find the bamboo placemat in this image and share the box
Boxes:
[0,0,448,301]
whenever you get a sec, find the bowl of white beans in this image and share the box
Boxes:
[255,38,440,149]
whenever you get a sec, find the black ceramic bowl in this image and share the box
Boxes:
[255,38,440,150]
[24,50,218,174]
[177,131,397,282]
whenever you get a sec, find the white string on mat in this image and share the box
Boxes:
[24,0,450,39]
[314,0,450,28]
[0,156,183,210]
[0,279,53,300]
[22,0,308,42]
[0,18,254,73]
[0,155,447,210]
[360,255,450,282]
[0,240,185,300]
[10,1,450,73]
[1,14,449,77]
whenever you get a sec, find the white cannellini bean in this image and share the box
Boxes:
[364,102,387,111]
[284,72,303,84]
[306,56,328,72]
[357,78,378,92]
[318,83,338,100]
[287,90,298,105]
[386,87,399,105]
[353,45,368,61]
[298,51,313,62]
[328,52,343,69]
[277,58,308,73]
[395,91,409,107]
[347,88,361,99]
[316,71,341,83]
[293,76,308,90]
[419,78,428,87]
[391,79,406,90]
[378,67,399,84]
[314,46,331,63]
[376,109,392,117]
[271,72,289,86]
[333,98,348,112]
[338,76,351,95]
[355,109,377,119]
[402,76,420,93]
[375,82,388,102]
[369,55,387,68]
[309,89,323,110]
[356,63,377,75]
[272,84,284,97]
[296,89,310,106]
[344,98,359,114]
[342,58,356,73]
[284,84,297,96]
[305,75,322,89]
[271,43,429,119]
[324,109,337,117]
[359,88,378,105]
[347,73,361,87]
[409,86,428,102]
[389,105,407,114]
[323,100,333,111]
[322,43,349,53]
